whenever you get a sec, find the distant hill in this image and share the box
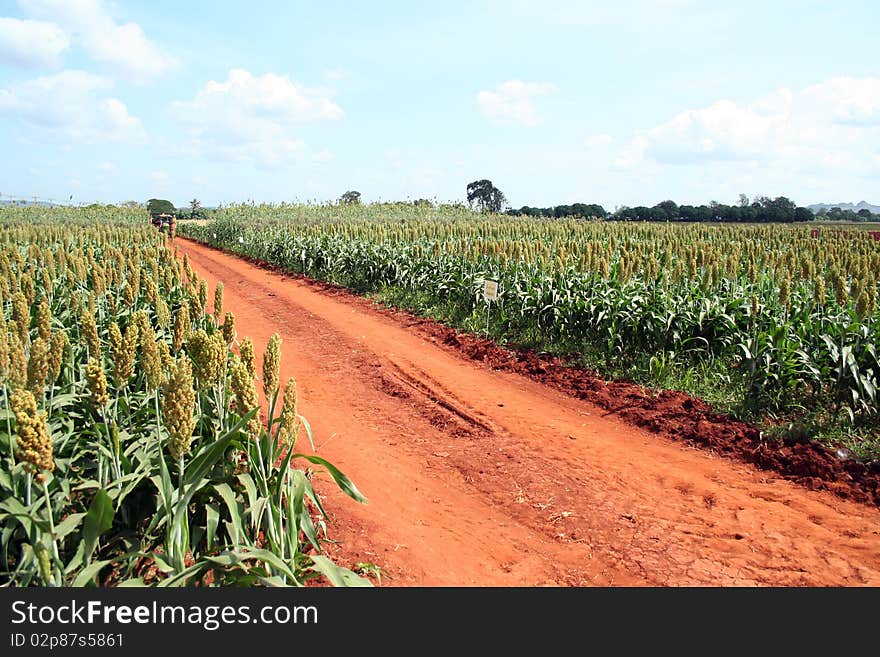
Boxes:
[0,199,61,208]
[808,201,880,214]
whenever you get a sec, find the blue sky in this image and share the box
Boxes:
[1,0,878,209]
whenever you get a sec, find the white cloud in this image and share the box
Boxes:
[19,0,177,80]
[323,69,350,81]
[0,70,146,143]
[477,80,556,126]
[613,136,647,169]
[313,149,335,163]
[644,99,783,163]
[0,17,69,67]
[172,69,343,167]
[584,134,613,148]
[616,77,880,175]
[803,77,880,126]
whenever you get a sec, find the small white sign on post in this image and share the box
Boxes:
[483,279,499,302]
[482,279,498,337]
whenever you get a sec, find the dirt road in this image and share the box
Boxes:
[176,238,880,586]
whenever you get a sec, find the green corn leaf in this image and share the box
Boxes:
[205,503,219,552]
[236,473,259,527]
[116,577,146,587]
[292,453,367,503]
[297,414,316,451]
[81,489,114,564]
[213,482,244,545]
[53,512,85,541]
[72,557,115,587]
[309,555,372,587]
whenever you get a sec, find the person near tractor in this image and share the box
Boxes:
[152,213,176,239]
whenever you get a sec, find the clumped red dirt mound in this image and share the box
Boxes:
[182,239,880,508]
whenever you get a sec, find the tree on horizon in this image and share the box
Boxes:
[466,179,507,213]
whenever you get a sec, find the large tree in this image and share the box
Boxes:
[146,198,175,215]
[340,190,362,205]
[655,199,679,221]
[189,198,202,218]
[466,179,507,213]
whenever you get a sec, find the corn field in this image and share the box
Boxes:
[0,212,368,587]
[182,207,880,454]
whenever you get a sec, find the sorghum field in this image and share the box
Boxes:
[182,203,880,458]
[0,208,367,587]
[3,203,879,588]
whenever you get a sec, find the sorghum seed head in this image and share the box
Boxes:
[36,299,51,343]
[157,340,173,373]
[85,358,109,407]
[239,337,256,379]
[814,276,826,307]
[222,312,236,346]
[186,329,226,388]
[81,308,101,359]
[141,324,163,390]
[11,387,54,475]
[20,272,34,304]
[155,297,171,329]
[11,292,30,343]
[198,279,208,315]
[109,322,123,360]
[161,357,197,462]
[856,290,870,320]
[26,336,49,396]
[230,357,262,438]
[173,305,190,353]
[47,331,68,383]
[214,282,224,319]
[132,310,150,343]
[188,291,201,323]
[7,332,26,388]
[778,276,791,308]
[0,317,9,383]
[278,377,300,448]
[262,333,281,399]
[109,322,138,386]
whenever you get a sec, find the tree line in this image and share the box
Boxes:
[146,181,879,225]
[506,203,608,219]
[506,195,815,223]
[146,198,206,218]
[814,206,880,222]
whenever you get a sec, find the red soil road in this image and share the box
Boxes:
[176,238,880,586]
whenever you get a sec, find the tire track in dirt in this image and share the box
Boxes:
[176,238,880,586]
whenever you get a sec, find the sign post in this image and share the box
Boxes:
[482,279,499,337]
